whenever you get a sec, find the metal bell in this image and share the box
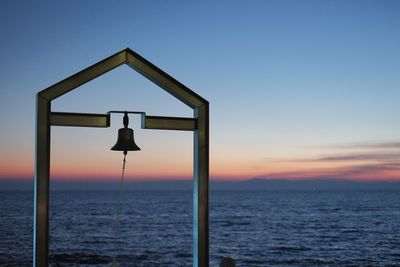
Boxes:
[111,112,141,154]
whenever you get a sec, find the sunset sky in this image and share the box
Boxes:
[0,0,399,182]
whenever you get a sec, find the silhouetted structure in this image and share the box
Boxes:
[34,48,211,266]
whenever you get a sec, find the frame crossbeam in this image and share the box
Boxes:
[50,112,197,131]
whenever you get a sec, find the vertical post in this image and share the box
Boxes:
[34,95,51,267]
[193,103,209,267]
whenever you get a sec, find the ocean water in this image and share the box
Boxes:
[1,190,400,266]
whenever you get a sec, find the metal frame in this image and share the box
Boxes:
[34,48,209,267]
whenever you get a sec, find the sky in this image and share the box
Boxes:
[0,0,399,182]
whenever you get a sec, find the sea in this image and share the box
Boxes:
[1,189,400,266]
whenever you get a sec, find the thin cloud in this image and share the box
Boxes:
[259,162,400,180]
[260,140,400,180]
[335,163,400,177]
[267,152,400,163]
[317,141,400,150]
[315,152,400,162]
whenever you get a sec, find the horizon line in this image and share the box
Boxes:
[2,176,400,183]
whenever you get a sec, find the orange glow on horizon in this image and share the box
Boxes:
[1,149,399,181]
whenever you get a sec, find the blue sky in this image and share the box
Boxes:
[0,0,399,180]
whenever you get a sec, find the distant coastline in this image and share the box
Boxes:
[2,178,400,191]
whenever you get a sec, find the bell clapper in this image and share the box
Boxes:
[122,150,127,171]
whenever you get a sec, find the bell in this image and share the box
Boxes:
[111,112,141,154]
